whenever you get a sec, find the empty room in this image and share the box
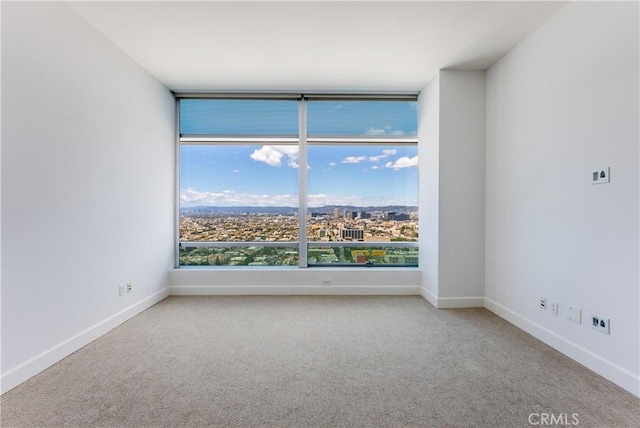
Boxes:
[1,1,639,427]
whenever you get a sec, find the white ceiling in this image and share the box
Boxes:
[68,1,565,93]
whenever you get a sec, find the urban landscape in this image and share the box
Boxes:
[179,206,419,266]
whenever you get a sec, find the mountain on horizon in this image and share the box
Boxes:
[180,204,418,215]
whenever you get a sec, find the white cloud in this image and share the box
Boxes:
[371,165,379,170]
[250,145,299,168]
[365,127,406,136]
[342,156,367,164]
[385,155,418,170]
[365,127,387,135]
[369,149,397,162]
[181,188,298,207]
[232,169,240,173]
[328,162,336,167]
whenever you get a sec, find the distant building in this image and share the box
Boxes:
[319,253,339,263]
[341,228,364,241]
[333,208,340,218]
[385,252,419,265]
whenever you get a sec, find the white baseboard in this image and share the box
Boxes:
[1,287,170,394]
[484,297,640,398]
[169,285,421,296]
[436,296,485,308]
[419,288,484,308]
[420,287,438,307]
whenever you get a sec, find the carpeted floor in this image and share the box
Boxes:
[1,296,639,427]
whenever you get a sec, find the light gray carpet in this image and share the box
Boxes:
[1,296,639,427]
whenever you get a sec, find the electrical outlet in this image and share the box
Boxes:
[539,297,547,310]
[568,306,582,324]
[126,282,132,293]
[322,279,332,285]
[591,315,610,334]
[592,167,610,184]
[548,300,558,315]
[118,284,126,297]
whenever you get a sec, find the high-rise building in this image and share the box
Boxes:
[333,208,340,219]
[340,228,364,241]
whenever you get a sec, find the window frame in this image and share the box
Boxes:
[175,93,419,268]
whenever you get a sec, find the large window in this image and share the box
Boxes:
[178,96,418,267]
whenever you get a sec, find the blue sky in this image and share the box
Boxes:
[180,100,418,207]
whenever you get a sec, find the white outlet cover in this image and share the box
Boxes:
[592,167,610,184]
[548,300,558,315]
[591,315,610,334]
[539,297,547,310]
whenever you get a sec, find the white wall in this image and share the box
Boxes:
[0,2,4,382]
[418,73,440,302]
[485,2,639,396]
[1,2,175,392]
[439,71,486,301]
[169,268,421,295]
[418,70,486,307]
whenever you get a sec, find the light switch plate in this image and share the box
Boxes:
[568,306,582,324]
